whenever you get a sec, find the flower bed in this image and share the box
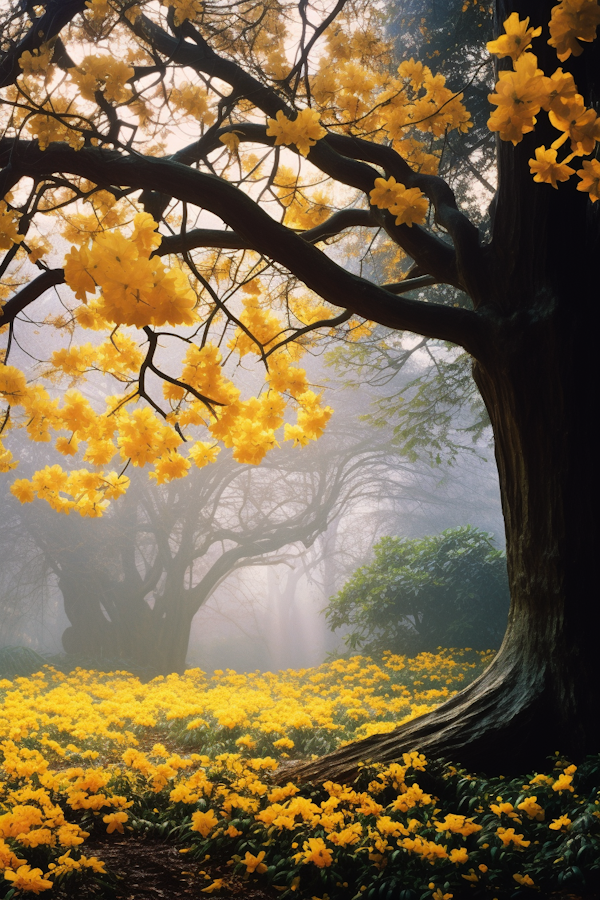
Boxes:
[1,650,598,898]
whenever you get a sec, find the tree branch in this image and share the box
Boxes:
[0,0,87,89]
[0,212,378,329]
[0,140,487,356]
[324,134,486,304]
[157,209,377,255]
[155,122,460,287]
[284,0,348,85]
[0,267,65,327]
[127,19,463,287]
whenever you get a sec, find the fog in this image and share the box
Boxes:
[0,0,503,674]
[0,345,503,675]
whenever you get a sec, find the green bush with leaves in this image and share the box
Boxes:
[325,527,509,656]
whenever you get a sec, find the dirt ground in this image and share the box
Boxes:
[64,835,598,900]
[74,836,280,900]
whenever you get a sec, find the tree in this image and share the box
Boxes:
[0,0,598,775]
[324,526,509,656]
[24,430,395,674]
[0,485,65,652]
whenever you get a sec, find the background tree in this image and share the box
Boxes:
[0,0,597,776]
[325,525,509,657]
[26,429,396,674]
[1,391,504,672]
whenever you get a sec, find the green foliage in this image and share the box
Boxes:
[366,344,490,465]
[387,0,495,212]
[324,527,509,656]
[0,645,46,678]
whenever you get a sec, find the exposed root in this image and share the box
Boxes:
[274,652,552,784]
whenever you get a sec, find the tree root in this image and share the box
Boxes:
[275,653,554,784]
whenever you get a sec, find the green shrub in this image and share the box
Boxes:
[325,526,509,656]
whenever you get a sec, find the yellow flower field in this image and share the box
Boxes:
[0,650,598,898]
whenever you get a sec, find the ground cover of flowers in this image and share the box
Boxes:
[1,649,599,899]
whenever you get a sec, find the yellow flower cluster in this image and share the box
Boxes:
[0,652,487,766]
[369,177,429,228]
[395,60,472,139]
[63,213,197,329]
[162,0,203,26]
[486,12,542,60]
[18,44,55,78]
[170,83,216,124]
[309,48,471,169]
[0,201,22,251]
[266,109,327,157]
[284,390,333,448]
[548,0,600,61]
[0,363,133,513]
[50,333,143,383]
[0,438,17,474]
[487,12,600,199]
[69,55,134,104]
[0,650,593,897]
[2,332,332,513]
[2,212,342,511]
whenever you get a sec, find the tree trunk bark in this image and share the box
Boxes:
[281,4,600,785]
[281,305,597,783]
[152,589,195,675]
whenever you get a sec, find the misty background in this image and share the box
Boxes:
[0,0,503,674]
[0,350,504,673]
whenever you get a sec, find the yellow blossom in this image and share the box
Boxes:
[513,873,535,886]
[191,809,219,837]
[496,827,531,848]
[552,772,575,792]
[294,837,333,868]
[517,795,545,821]
[243,850,268,873]
[529,146,575,187]
[549,814,572,830]
[576,158,600,201]
[202,879,225,893]
[219,132,242,153]
[548,0,600,60]
[487,13,542,60]
[3,865,53,894]
[266,108,327,157]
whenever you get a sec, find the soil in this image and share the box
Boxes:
[69,836,280,900]
[56,836,599,899]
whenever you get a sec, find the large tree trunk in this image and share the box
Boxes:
[282,17,600,780]
[283,305,596,783]
[60,577,195,676]
[151,589,195,675]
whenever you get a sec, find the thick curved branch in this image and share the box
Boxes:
[157,209,377,255]
[325,134,485,304]
[0,267,65,327]
[0,0,87,89]
[384,275,438,294]
[0,140,487,356]
[127,16,462,286]
[130,12,291,120]
[170,124,460,286]
[0,211,378,328]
